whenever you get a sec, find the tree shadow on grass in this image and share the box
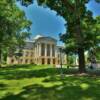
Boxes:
[1,81,100,100]
[0,93,25,100]
[0,67,61,80]
[0,65,99,80]
[0,66,79,80]
[42,76,100,100]
[0,64,34,70]
[0,72,100,100]
[18,78,100,100]
[0,83,8,90]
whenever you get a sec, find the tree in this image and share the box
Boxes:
[16,0,100,73]
[0,0,31,66]
[60,15,100,65]
[17,0,33,6]
[37,0,100,73]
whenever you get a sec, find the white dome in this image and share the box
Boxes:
[34,35,44,40]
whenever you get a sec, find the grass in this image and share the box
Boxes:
[0,64,100,100]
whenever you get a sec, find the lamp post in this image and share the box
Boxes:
[59,47,63,77]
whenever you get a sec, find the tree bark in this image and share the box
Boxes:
[78,48,86,73]
[75,18,86,73]
[0,49,2,67]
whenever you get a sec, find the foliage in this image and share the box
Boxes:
[37,0,100,72]
[0,0,31,64]
[17,0,33,6]
[88,47,100,61]
[12,0,100,73]
[60,16,100,54]
[67,54,75,66]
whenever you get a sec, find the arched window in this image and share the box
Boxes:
[11,59,14,63]
[25,59,28,64]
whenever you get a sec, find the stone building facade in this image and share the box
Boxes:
[7,35,67,65]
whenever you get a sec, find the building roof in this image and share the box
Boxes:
[23,35,58,49]
[33,35,44,40]
[23,41,34,50]
[34,35,57,41]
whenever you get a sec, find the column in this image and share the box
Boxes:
[39,43,41,65]
[45,44,47,57]
[54,45,55,57]
[55,46,57,65]
[36,44,38,57]
[35,45,37,64]
[39,43,41,56]
[34,44,36,58]
[37,43,39,58]
[45,44,47,64]
[50,44,52,64]
[50,44,52,57]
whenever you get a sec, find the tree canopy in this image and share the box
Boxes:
[60,16,100,54]
[0,0,31,65]
[1,0,100,73]
[38,0,100,73]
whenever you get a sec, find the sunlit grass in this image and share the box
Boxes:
[80,83,90,90]
[0,64,100,100]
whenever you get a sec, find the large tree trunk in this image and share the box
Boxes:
[75,18,86,73]
[78,48,86,73]
[0,49,2,67]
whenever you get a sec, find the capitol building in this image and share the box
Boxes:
[7,35,67,65]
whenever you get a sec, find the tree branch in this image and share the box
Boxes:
[62,0,75,11]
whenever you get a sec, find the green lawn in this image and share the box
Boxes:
[0,65,100,100]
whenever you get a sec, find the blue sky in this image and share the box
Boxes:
[17,0,100,41]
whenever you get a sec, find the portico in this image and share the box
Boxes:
[35,36,56,65]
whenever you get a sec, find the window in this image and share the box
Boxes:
[30,59,33,64]
[11,59,14,63]
[25,59,28,64]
